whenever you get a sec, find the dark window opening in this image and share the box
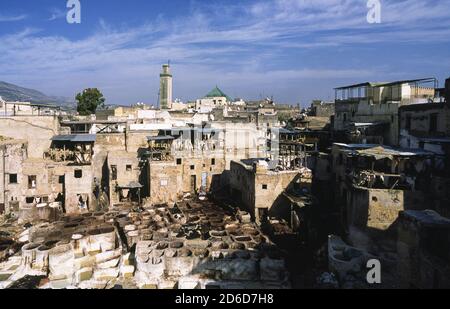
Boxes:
[190,165,195,170]
[372,196,378,202]
[74,170,83,178]
[419,142,425,149]
[211,158,216,166]
[430,113,438,133]
[176,158,182,165]
[28,175,36,189]
[9,174,17,184]
[262,184,268,190]
[58,175,64,184]
[26,197,34,204]
[111,165,117,180]
[405,114,411,131]
[126,164,132,171]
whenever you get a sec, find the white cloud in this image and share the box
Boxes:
[0,14,27,22]
[0,0,449,104]
[48,8,66,21]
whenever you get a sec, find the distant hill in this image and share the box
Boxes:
[0,81,75,109]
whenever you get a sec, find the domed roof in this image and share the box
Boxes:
[205,86,230,100]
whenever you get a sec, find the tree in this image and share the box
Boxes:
[75,88,105,115]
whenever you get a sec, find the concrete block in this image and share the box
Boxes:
[97,257,120,269]
[74,255,96,270]
[93,268,119,281]
[121,265,135,279]
[95,249,121,264]
[76,267,93,283]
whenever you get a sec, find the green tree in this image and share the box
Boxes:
[75,88,105,115]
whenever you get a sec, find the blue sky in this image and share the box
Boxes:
[0,0,449,106]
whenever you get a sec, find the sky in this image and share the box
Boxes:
[0,0,449,106]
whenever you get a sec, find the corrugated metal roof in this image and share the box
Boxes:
[335,78,435,90]
[147,135,175,141]
[334,143,434,159]
[117,181,143,189]
[51,134,96,142]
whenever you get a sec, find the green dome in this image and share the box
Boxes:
[205,86,231,101]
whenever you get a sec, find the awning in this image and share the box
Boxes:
[51,134,96,142]
[353,122,388,128]
[147,135,175,141]
[356,146,433,160]
[117,181,143,189]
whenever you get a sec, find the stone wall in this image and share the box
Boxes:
[0,116,59,158]
[348,187,426,232]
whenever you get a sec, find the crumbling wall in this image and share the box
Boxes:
[64,166,94,214]
[255,171,299,212]
[0,116,59,158]
[0,140,27,214]
[149,155,226,205]
[229,161,255,215]
[348,187,425,232]
[149,163,183,205]
[397,210,450,288]
[108,151,141,205]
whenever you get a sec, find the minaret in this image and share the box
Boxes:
[159,63,173,109]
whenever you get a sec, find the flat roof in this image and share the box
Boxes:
[335,78,436,90]
[51,134,96,142]
[401,210,450,227]
[399,102,445,112]
[60,120,127,125]
[353,122,388,127]
[147,135,175,141]
[117,181,143,189]
[4,101,60,108]
[334,143,434,158]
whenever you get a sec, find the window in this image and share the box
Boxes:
[111,165,117,180]
[405,115,411,131]
[430,113,438,133]
[126,165,132,171]
[190,165,195,170]
[9,174,17,184]
[211,158,216,166]
[74,170,83,178]
[262,184,268,190]
[176,158,182,165]
[26,197,34,204]
[372,196,378,202]
[343,113,347,122]
[28,175,36,189]
[58,175,64,184]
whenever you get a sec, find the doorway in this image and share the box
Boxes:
[190,175,197,194]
